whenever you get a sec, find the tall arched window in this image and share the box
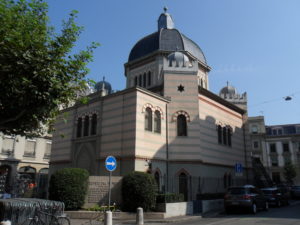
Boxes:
[227,127,232,147]
[77,118,82,137]
[138,75,142,86]
[143,73,147,87]
[179,172,188,201]
[154,111,161,133]
[84,115,89,136]
[217,125,222,144]
[145,107,152,131]
[134,77,138,86]
[147,71,152,86]
[177,115,187,136]
[223,127,227,145]
[154,171,160,191]
[91,114,97,135]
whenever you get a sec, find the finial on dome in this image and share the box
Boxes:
[158,7,174,30]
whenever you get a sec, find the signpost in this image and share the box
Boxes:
[105,156,117,210]
[235,163,243,177]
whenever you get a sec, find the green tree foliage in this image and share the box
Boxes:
[0,0,98,136]
[122,171,157,212]
[283,162,297,184]
[49,168,89,210]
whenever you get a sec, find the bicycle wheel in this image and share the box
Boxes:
[56,216,70,225]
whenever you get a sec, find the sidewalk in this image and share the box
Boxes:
[70,211,221,225]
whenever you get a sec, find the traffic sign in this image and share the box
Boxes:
[235,163,243,173]
[105,156,117,172]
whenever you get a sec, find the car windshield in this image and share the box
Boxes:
[228,188,247,194]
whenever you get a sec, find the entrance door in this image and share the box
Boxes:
[179,173,188,201]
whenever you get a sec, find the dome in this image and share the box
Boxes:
[128,9,207,65]
[167,51,190,66]
[219,84,237,96]
[95,80,112,94]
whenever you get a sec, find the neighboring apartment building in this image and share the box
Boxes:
[50,9,252,201]
[0,134,51,196]
[248,116,300,185]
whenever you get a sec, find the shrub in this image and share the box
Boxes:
[156,193,184,203]
[49,168,89,210]
[122,171,157,212]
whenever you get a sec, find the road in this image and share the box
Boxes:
[166,201,300,225]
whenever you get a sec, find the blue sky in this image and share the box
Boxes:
[47,0,300,125]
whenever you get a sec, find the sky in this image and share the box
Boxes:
[47,0,300,125]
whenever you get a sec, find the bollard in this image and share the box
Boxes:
[105,210,112,225]
[136,207,144,225]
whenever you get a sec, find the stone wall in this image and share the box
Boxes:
[84,176,123,208]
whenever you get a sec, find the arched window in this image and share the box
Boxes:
[134,76,138,86]
[84,115,89,136]
[223,127,227,145]
[145,107,152,131]
[91,114,97,135]
[77,118,82,137]
[147,71,152,86]
[138,75,142,86]
[217,125,222,144]
[179,172,188,201]
[200,79,203,87]
[154,171,160,191]
[227,127,232,147]
[154,111,161,133]
[177,115,187,136]
[143,73,147,87]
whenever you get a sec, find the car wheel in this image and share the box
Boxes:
[264,202,269,211]
[251,203,257,214]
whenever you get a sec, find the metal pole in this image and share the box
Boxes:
[108,171,112,210]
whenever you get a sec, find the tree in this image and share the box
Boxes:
[283,162,297,184]
[0,0,98,136]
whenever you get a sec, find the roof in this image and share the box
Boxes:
[128,28,207,65]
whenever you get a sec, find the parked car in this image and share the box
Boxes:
[291,186,300,199]
[261,187,289,207]
[224,185,268,214]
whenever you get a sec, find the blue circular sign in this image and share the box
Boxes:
[105,156,117,171]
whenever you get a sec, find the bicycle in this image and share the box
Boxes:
[19,207,70,225]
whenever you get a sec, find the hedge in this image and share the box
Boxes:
[49,168,89,210]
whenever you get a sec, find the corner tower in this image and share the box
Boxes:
[124,8,211,96]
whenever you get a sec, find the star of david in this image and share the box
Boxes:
[177,84,185,92]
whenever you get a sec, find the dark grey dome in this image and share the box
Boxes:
[95,80,112,94]
[220,85,237,96]
[128,28,207,64]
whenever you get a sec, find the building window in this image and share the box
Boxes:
[24,139,36,157]
[270,154,278,166]
[143,73,146,87]
[270,143,276,153]
[177,115,187,136]
[147,71,152,86]
[154,171,160,191]
[84,115,89,136]
[1,136,14,155]
[91,114,97,135]
[272,172,281,184]
[217,125,222,144]
[251,125,258,134]
[272,129,277,135]
[179,173,188,201]
[145,107,152,131]
[44,142,51,159]
[227,127,232,147]
[223,127,227,145]
[223,173,227,188]
[278,129,283,135]
[283,143,289,153]
[138,75,142,86]
[154,111,161,133]
[253,141,259,149]
[134,76,138,86]
[284,155,291,165]
[77,118,82,137]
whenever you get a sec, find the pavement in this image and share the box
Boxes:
[70,211,221,225]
